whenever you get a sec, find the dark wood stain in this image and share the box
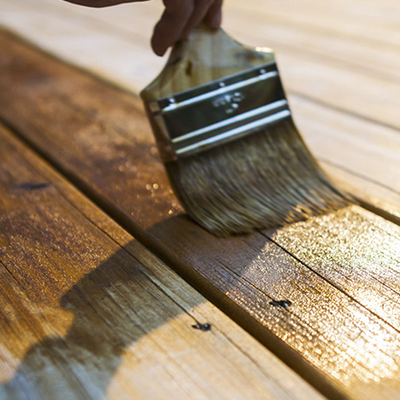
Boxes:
[270,300,292,309]
[192,323,212,331]
[18,182,51,191]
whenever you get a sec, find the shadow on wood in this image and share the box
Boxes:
[1,241,205,399]
[0,123,327,400]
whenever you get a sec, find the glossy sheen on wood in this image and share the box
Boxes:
[1,31,400,399]
[0,125,326,400]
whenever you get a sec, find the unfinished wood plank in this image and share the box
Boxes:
[224,13,400,85]
[78,0,400,83]
[0,0,165,92]
[227,0,400,50]
[2,29,400,399]
[288,95,400,212]
[3,0,400,142]
[0,125,327,400]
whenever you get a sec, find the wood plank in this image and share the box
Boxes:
[226,0,400,49]
[2,0,399,211]
[0,125,326,399]
[0,0,165,93]
[288,95,400,213]
[2,29,400,399]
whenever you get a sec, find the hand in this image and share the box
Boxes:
[63,0,223,56]
[151,0,223,56]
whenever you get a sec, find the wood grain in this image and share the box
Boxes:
[0,123,326,400]
[1,30,400,399]
[1,0,399,213]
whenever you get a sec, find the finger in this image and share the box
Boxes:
[63,0,148,7]
[151,0,195,56]
[204,0,223,28]
[180,0,216,39]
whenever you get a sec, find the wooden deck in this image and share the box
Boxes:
[1,1,400,399]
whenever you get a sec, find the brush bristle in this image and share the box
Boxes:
[165,119,352,236]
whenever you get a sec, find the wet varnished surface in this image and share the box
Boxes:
[0,124,327,399]
[1,29,400,399]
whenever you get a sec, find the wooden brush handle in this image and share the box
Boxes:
[141,25,276,101]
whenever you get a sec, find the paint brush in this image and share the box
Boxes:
[140,25,351,236]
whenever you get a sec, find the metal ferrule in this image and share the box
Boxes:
[146,62,291,161]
